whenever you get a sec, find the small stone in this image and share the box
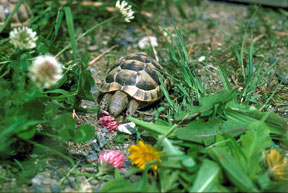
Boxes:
[80,182,92,192]
[138,36,158,49]
[42,179,51,185]
[198,56,206,62]
[96,132,107,148]
[248,21,256,28]
[191,27,198,33]
[115,38,129,48]
[30,185,45,193]
[50,184,61,193]
[102,127,109,133]
[91,142,101,152]
[268,56,278,63]
[78,176,87,182]
[90,179,99,185]
[32,174,45,186]
[87,45,99,51]
[68,176,75,182]
[87,154,98,163]
[123,144,129,149]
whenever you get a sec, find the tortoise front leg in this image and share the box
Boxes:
[126,99,139,116]
[100,93,112,112]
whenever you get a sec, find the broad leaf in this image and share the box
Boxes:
[175,90,234,121]
[128,117,177,138]
[72,124,95,143]
[176,119,222,146]
[190,159,229,192]
[240,121,271,178]
[208,147,259,192]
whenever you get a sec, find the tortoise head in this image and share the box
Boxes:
[109,91,129,117]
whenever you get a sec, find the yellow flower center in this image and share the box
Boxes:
[128,141,161,175]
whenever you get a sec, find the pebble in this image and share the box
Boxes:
[42,179,51,185]
[91,142,101,152]
[198,56,206,62]
[50,184,61,193]
[90,179,99,185]
[30,185,46,193]
[88,139,101,152]
[115,37,129,48]
[87,45,99,52]
[248,21,256,28]
[123,144,129,149]
[87,154,98,163]
[102,127,109,133]
[96,132,107,148]
[138,36,158,49]
[31,174,45,186]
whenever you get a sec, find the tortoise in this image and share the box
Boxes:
[100,53,172,117]
[0,0,31,28]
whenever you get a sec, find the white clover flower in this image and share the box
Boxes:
[9,26,37,49]
[115,0,134,22]
[29,55,63,89]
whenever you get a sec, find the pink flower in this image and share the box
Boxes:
[98,111,122,131]
[98,150,125,169]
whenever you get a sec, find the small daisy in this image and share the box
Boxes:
[265,148,288,181]
[115,0,134,22]
[9,26,37,49]
[128,141,161,175]
[98,150,125,169]
[29,55,63,89]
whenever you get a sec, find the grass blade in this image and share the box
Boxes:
[54,8,64,40]
[64,7,77,63]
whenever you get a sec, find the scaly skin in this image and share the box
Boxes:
[108,91,128,117]
[101,91,141,117]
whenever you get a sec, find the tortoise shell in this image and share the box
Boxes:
[0,0,31,27]
[101,53,171,102]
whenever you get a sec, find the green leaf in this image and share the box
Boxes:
[161,137,184,157]
[174,0,187,18]
[100,179,143,192]
[218,66,232,91]
[44,101,59,120]
[225,102,287,137]
[113,134,127,143]
[176,119,222,146]
[72,124,95,143]
[17,127,36,140]
[53,113,75,140]
[240,121,271,178]
[175,90,234,121]
[159,168,180,192]
[159,74,174,108]
[208,147,259,192]
[128,117,177,138]
[64,6,77,62]
[181,155,196,168]
[190,159,229,192]
[54,8,64,40]
[220,118,248,137]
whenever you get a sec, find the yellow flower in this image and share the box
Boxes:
[265,148,288,181]
[128,141,161,175]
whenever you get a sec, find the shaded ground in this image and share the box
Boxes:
[1,0,287,192]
